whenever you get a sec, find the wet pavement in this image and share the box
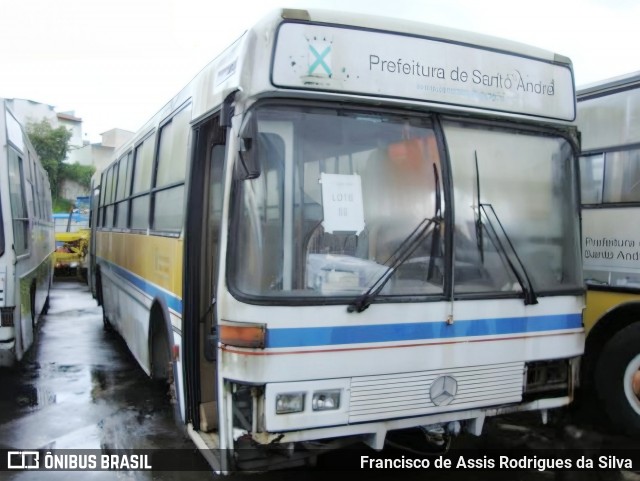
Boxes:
[0,279,211,481]
[0,279,639,480]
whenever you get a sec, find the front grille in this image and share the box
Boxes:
[348,361,524,423]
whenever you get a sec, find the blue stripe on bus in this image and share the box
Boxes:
[96,256,581,348]
[99,258,183,314]
[265,314,582,348]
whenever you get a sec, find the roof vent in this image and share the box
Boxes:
[281,9,310,21]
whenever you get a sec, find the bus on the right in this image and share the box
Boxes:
[578,71,640,437]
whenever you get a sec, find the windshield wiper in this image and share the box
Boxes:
[474,151,484,263]
[347,216,440,313]
[474,153,536,305]
[480,203,538,305]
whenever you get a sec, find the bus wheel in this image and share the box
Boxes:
[595,322,640,437]
[151,316,176,406]
[102,307,113,332]
[95,273,112,331]
[30,284,36,324]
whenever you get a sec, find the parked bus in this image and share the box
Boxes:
[92,8,584,471]
[577,71,640,437]
[0,99,54,366]
[88,176,100,301]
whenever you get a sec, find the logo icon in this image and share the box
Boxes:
[308,40,332,77]
[7,451,40,470]
[429,375,458,406]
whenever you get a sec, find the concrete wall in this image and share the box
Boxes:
[101,128,134,149]
[57,114,83,149]
[60,178,89,201]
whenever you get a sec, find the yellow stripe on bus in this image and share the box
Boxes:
[584,289,640,333]
[96,231,183,298]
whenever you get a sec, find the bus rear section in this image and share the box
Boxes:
[577,71,640,437]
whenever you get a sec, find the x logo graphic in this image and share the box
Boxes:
[308,44,332,76]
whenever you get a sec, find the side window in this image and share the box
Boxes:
[104,164,116,227]
[579,154,604,204]
[90,185,100,230]
[152,104,191,232]
[8,148,29,255]
[27,153,39,220]
[130,136,155,230]
[603,148,640,203]
[99,170,107,227]
[32,156,41,220]
[582,148,640,205]
[115,152,132,228]
[39,172,47,221]
[132,138,154,195]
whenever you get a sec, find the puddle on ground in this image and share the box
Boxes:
[14,384,57,410]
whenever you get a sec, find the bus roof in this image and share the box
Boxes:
[280,9,569,61]
[112,8,576,160]
[576,70,640,152]
[577,70,640,100]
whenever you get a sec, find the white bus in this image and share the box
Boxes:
[577,71,640,437]
[92,8,584,471]
[0,99,54,366]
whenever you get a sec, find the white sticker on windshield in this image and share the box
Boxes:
[320,173,365,234]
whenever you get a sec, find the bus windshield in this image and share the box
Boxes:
[230,104,581,301]
[444,120,581,296]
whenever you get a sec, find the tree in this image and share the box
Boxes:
[61,162,95,190]
[26,119,72,200]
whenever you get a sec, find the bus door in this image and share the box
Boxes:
[184,113,227,433]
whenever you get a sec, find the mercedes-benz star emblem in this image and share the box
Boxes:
[429,375,458,406]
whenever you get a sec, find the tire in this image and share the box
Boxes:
[102,306,113,332]
[42,295,50,315]
[151,319,177,408]
[30,285,37,324]
[95,272,112,332]
[595,322,640,437]
[95,271,103,307]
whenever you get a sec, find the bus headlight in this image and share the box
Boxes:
[275,392,305,414]
[312,390,341,411]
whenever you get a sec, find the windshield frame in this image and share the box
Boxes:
[443,114,583,300]
[227,100,584,306]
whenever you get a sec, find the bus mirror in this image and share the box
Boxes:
[235,114,261,180]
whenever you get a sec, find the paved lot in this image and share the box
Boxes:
[0,279,638,480]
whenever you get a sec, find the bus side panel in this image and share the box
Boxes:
[582,207,640,292]
[0,102,54,366]
[96,230,184,377]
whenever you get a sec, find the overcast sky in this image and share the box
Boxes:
[2,0,638,142]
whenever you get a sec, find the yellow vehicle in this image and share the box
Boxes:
[577,71,640,437]
[54,206,90,280]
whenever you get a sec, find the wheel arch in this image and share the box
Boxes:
[148,296,183,423]
[148,297,174,379]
